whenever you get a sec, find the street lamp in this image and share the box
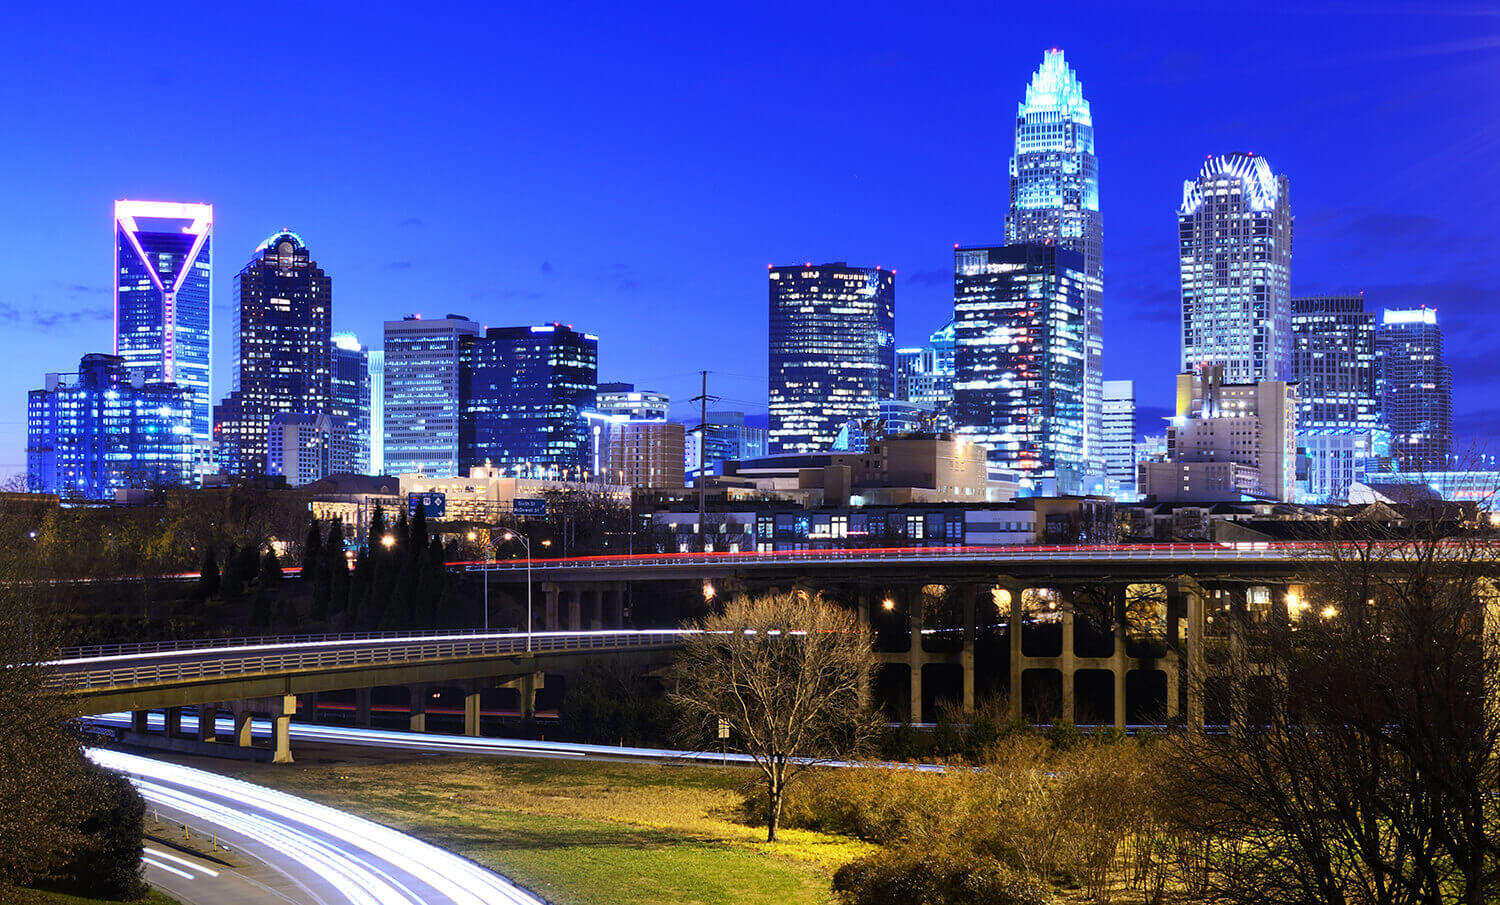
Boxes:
[501,532,551,650]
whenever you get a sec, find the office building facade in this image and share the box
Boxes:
[368,349,385,474]
[1290,295,1387,501]
[1178,153,1293,382]
[608,420,686,488]
[383,315,481,477]
[1377,308,1452,472]
[685,411,769,482]
[458,324,598,474]
[1007,49,1103,469]
[267,412,355,487]
[953,244,1087,490]
[597,383,670,419]
[114,200,212,464]
[213,232,333,477]
[768,263,894,455]
[27,354,194,498]
[1101,379,1136,498]
[332,333,371,474]
[896,320,956,422]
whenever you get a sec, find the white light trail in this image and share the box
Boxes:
[143,846,218,878]
[142,856,194,880]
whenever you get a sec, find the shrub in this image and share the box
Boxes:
[49,761,147,900]
[833,846,1055,905]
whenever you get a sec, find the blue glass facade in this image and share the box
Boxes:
[332,333,371,474]
[383,315,481,477]
[953,244,1087,486]
[27,354,194,498]
[114,201,212,463]
[458,325,598,475]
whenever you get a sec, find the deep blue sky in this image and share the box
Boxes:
[1,2,1496,475]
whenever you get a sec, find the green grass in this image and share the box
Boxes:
[3,889,179,905]
[216,753,870,905]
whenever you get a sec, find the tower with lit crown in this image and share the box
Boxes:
[1007,50,1102,473]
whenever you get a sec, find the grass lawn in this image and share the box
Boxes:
[3,890,179,905]
[217,750,872,905]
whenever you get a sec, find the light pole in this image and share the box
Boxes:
[468,530,493,632]
[501,532,550,650]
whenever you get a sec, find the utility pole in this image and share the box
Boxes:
[689,370,720,549]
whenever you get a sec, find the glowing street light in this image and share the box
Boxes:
[500,533,552,650]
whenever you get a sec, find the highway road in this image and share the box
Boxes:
[90,748,547,905]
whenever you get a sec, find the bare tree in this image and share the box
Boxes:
[1164,505,1500,905]
[670,592,880,841]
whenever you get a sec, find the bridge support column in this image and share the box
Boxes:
[1227,587,1248,737]
[1112,586,1128,730]
[164,706,183,739]
[1061,592,1077,724]
[131,710,150,735]
[960,585,977,713]
[907,587,924,723]
[542,583,559,632]
[568,589,582,631]
[235,708,253,748]
[1007,583,1024,722]
[272,695,295,764]
[1173,581,1206,730]
[197,704,219,743]
[409,685,427,732]
[354,687,372,728]
[464,687,482,737]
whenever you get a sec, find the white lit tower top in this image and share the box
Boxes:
[1007,49,1102,471]
[113,200,213,454]
[1178,153,1293,383]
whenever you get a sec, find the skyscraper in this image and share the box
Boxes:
[952,244,1086,488]
[1377,308,1452,472]
[596,383,670,419]
[458,324,598,475]
[896,319,956,422]
[332,333,371,474]
[113,200,212,464]
[1007,49,1102,470]
[1179,153,1293,382]
[214,231,332,477]
[768,263,894,455]
[1101,380,1136,498]
[28,354,194,498]
[383,314,481,477]
[368,349,385,474]
[1291,296,1386,501]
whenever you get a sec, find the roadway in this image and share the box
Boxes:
[90,748,547,905]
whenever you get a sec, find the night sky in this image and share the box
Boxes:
[0,2,1495,475]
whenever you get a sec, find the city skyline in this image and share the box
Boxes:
[0,5,1495,474]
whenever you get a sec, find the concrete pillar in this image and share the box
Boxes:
[614,581,629,626]
[131,710,150,735]
[235,709,254,748]
[1113,585,1128,730]
[520,673,537,721]
[1227,587,1248,736]
[409,685,427,733]
[197,704,219,743]
[589,586,604,630]
[1185,584,1205,730]
[567,589,582,631]
[303,692,319,724]
[1007,584,1024,722]
[164,706,183,739]
[906,588,924,723]
[273,695,295,764]
[542,583,559,632]
[354,687,372,727]
[1061,591,1077,725]
[464,687,482,737]
[960,585,977,713]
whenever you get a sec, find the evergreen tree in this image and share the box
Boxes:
[327,519,349,616]
[252,584,271,627]
[302,522,323,585]
[416,535,445,628]
[347,546,370,628]
[369,504,387,545]
[198,549,221,600]
[220,544,245,597]
[238,543,262,586]
[261,549,283,586]
[410,501,429,552]
[393,509,410,560]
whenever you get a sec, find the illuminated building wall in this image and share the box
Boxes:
[113,200,212,464]
[458,324,598,475]
[383,314,481,477]
[1178,153,1293,382]
[1290,295,1387,501]
[1377,307,1452,471]
[368,349,385,474]
[213,232,332,477]
[1007,49,1103,470]
[768,263,895,455]
[267,412,355,487]
[1101,379,1136,497]
[896,319,956,423]
[332,333,371,474]
[597,382,670,419]
[685,411,768,482]
[952,244,1086,488]
[27,354,194,498]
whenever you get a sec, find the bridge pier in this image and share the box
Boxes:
[1005,582,1024,722]
[197,704,219,743]
[409,684,427,732]
[355,687,372,728]
[542,583,559,631]
[464,686,482,736]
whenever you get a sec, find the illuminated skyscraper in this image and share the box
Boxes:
[768,263,895,455]
[332,333,371,474]
[383,315,481,477]
[1101,380,1136,498]
[1290,295,1387,501]
[1178,153,1293,382]
[1008,50,1102,469]
[1377,308,1452,472]
[953,244,1086,489]
[896,320,956,422]
[214,232,333,477]
[113,200,212,463]
[368,349,385,474]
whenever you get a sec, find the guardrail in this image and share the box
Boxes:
[52,630,687,694]
[60,627,516,661]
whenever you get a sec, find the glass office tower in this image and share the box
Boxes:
[768,263,895,455]
[214,231,333,476]
[1291,295,1387,501]
[459,324,598,475]
[114,200,212,465]
[383,315,482,477]
[953,244,1086,489]
[1377,308,1453,472]
[332,333,371,474]
[1178,153,1293,382]
[1101,379,1136,498]
[1007,49,1102,469]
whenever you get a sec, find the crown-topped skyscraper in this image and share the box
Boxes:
[1006,50,1102,475]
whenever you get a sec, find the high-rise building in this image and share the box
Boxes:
[383,314,481,477]
[1101,380,1136,498]
[896,320,956,421]
[458,324,598,475]
[608,420,686,488]
[368,349,385,474]
[684,411,769,482]
[213,232,332,477]
[113,200,212,465]
[267,412,355,487]
[27,354,194,498]
[1007,49,1102,469]
[1291,296,1387,501]
[1377,308,1452,472]
[1139,365,1297,502]
[1178,153,1293,383]
[768,263,894,455]
[332,333,371,474]
[597,382,670,419]
[953,244,1087,490]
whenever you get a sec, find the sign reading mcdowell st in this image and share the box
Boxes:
[513,498,547,517]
